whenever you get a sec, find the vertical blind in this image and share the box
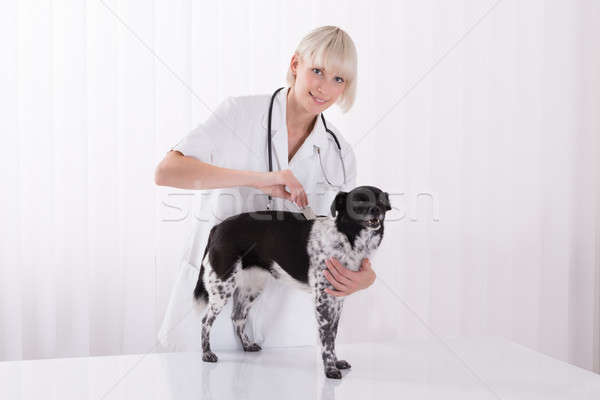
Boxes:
[0,0,598,373]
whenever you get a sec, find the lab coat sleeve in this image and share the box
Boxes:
[170,96,240,165]
[340,143,358,193]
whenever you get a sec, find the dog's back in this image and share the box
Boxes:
[196,211,316,296]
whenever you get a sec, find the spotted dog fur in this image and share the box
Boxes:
[193,186,392,379]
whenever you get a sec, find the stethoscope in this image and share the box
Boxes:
[266,86,346,210]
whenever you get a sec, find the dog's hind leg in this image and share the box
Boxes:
[231,287,263,351]
[231,267,269,351]
[201,260,237,363]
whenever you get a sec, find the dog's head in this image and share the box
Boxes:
[330,186,392,231]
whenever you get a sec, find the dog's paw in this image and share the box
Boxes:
[325,367,342,379]
[335,360,351,369]
[202,351,218,362]
[243,343,262,352]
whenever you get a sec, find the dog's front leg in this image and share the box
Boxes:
[315,292,345,379]
[330,301,351,370]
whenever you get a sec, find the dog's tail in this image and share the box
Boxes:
[193,226,215,304]
[193,264,208,304]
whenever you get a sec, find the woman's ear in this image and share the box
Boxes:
[330,191,348,217]
[290,53,300,75]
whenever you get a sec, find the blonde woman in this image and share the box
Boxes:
[156,26,376,352]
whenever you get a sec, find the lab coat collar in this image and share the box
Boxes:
[260,86,330,169]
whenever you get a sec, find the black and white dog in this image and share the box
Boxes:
[193,186,391,379]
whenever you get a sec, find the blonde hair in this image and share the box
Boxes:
[286,26,358,113]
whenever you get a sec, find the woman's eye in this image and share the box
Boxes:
[312,68,322,75]
[335,77,344,84]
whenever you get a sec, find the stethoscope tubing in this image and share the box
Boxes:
[267,86,346,209]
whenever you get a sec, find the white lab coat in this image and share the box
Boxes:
[157,86,357,352]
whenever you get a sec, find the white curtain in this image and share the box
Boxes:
[1,0,599,373]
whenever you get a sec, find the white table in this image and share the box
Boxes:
[1,337,599,399]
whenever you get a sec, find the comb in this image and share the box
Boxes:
[301,206,317,220]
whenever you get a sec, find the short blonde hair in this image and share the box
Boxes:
[286,26,358,113]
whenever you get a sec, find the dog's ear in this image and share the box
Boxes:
[330,191,348,217]
[381,192,392,211]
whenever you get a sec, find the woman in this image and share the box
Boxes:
[155,26,376,352]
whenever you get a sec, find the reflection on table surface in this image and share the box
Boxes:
[1,337,600,399]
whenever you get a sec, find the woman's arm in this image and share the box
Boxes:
[154,150,308,207]
[155,150,267,190]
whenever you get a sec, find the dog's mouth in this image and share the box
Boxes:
[365,217,381,229]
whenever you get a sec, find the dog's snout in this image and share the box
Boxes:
[369,206,380,215]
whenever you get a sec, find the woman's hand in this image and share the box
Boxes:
[254,169,308,208]
[323,257,376,297]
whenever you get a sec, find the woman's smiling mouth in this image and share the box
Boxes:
[309,91,328,104]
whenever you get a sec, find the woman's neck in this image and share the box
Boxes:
[286,86,318,138]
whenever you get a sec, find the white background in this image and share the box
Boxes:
[0,0,599,373]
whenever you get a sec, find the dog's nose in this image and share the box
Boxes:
[369,206,380,214]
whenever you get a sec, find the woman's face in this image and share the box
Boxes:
[290,54,347,114]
